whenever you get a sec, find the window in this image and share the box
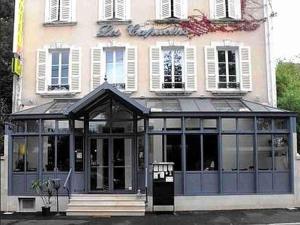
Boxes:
[45,0,76,23]
[49,50,70,91]
[211,0,241,20]
[205,45,251,92]
[163,47,184,89]
[75,136,84,171]
[222,135,237,171]
[217,49,239,89]
[186,135,201,171]
[157,0,187,20]
[100,0,130,21]
[105,48,126,90]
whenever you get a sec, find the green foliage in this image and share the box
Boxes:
[32,178,54,207]
[276,61,300,149]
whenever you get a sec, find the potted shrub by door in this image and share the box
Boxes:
[32,179,54,216]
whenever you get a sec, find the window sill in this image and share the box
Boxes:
[38,91,79,97]
[43,21,77,27]
[211,89,248,96]
[153,89,194,96]
[211,18,243,24]
[154,18,189,24]
[97,20,132,25]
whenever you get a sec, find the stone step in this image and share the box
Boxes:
[66,210,145,217]
[67,206,144,211]
[68,202,145,207]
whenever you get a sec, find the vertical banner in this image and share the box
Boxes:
[12,0,24,76]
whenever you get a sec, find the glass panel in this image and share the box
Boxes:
[43,120,56,133]
[166,135,182,171]
[185,118,200,131]
[149,119,164,131]
[113,138,132,190]
[150,135,163,163]
[222,135,237,171]
[228,50,236,62]
[112,101,133,120]
[137,136,145,169]
[238,118,254,131]
[275,119,289,130]
[174,49,183,76]
[58,120,69,133]
[75,120,84,133]
[52,52,59,65]
[42,136,55,172]
[89,121,110,134]
[26,137,39,172]
[222,118,236,131]
[257,135,272,170]
[274,135,289,170]
[218,50,226,62]
[112,121,133,133]
[218,63,226,75]
[166,118,181,130]
[203,134,218,170]
[13,137,25,172]
[13,121,25,133]
[75,136,84,172]
[163,50,172,76]
[186,135,201,171]
[137,119,145,132]
[203,119,217,129]
[27,120,39,133]
[257,118,272,131]
[239,135,254,171]
[90,138,109,191]
[61,51,69,64]
[57,136,70,171]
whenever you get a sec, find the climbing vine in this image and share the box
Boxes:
[179,0,272,38]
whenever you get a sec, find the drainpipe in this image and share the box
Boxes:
[264,0,277,107]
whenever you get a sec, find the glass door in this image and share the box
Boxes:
[89,137,134,192]
[113,138,133,191]
[90,138,109,191]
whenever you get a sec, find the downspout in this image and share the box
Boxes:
[264,0,277,107]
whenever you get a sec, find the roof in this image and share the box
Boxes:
[10,83,294,118]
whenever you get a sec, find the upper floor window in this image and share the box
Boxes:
[50,49,70,91]
[210,0,241,20]
[91,45,137,92]
[99,0,130,21]
[36,46,81,94]
[163,47,184,89]
[205,44,252,92]
[150,44,196,92]
[156,0,187,20]
[105,47,126,90]
[217,49,239,89]
[45,0,76,23]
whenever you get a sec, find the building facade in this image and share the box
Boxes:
[1,0,299,215]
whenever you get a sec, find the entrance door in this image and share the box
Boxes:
[89,137,134,192]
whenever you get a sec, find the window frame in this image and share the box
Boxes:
[217,47,240,90]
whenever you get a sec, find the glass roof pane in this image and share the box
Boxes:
[227,100,250,112]
[46,101,75,114]
[162,99,180,111]
[212,100,232,111]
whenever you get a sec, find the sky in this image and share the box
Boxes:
[272,0,300,61]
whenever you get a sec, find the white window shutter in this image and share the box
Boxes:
[103,0,113,20]
[215,0,226,19]
[205,46,218,91]
[71,0,77,22]
[46,0,59,22]
[228,0,241,19]
[70,47,81,92]
[126,46,137,92]
[60,0,72,22]
[91,47,104,90]
[161,0,171,19]
[185,46,197,91]
[239,47,252,91]
[36,49,48,93]
[115,0,126,20]
[173,0,183,19]
[150,47,161,91]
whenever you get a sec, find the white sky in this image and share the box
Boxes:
[272,0,300,61]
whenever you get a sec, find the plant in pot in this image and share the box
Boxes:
[32,178,54,216]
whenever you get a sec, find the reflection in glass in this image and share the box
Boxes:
[166,118,181,130]
[185,118,200,131]
[149,119,164,131]
[203,134,218,170]
[43,120,56,133]
[257,135,272,170]
[75,136,84,171]
[257,118,272,131]
[26,137,39,172]
[42,136,55,171]
[222,118,236,131]
[13,137,25,172]
[222,135,237,171]
[27,120,39,133]
[238,118,254,131]
[274,135,289,170]
[239,135,254,171]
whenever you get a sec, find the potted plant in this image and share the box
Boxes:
[32,178,54,216]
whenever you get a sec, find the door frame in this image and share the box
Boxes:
[87,135,136,193]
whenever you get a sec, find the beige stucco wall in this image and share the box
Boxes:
[19,0,269,109]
